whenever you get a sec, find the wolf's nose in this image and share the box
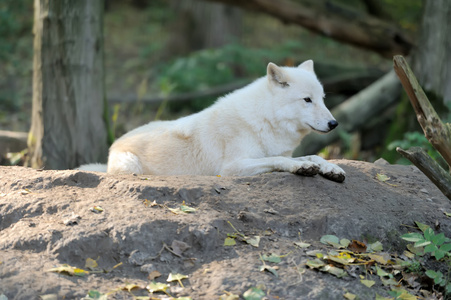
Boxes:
[328,120,338,130]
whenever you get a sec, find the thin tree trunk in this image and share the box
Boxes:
[28,0,108,169]
[412,0,451,103]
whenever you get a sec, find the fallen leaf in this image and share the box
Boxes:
[85,258,98,269]
[224,237,236,246]
[121,283,141,292]
[376,173,397,186]
[361,279,376,288]
[146,281,170,294]
[167,272,189,288]
[415,221,430,232]
[444,212,451,217]
[39,295,58,300]
[343,292,356,300]
[219,291,240,300]
[259,265,278,277]
[262,253,282,264]
[20,189,31,195]
[375,294,392,300]
[148,270,162,280]
[306,259,326,269]
[294,241,311,249]
[48,264,89,277]
[368,254,388,264]
[321,264,347,278]
[89,206,104,213]
[245,236,260,248]
[180,204,196,213]
[348,240,367,253]
[340,238,351,248]
[320,235,341,248]
[85,290,107,300]
[242,287,265,300]
[171,240,190,256]
[367,241,383,252]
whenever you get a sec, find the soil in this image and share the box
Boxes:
[0,159,450,300]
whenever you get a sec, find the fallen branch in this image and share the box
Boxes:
[203,0,413,58]
[293,70,401,156]
[0,130,28,155]
[396,147,451,200]
[108,69,383,105]
[393,55,451,168]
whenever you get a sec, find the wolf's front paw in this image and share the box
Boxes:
[319,163,345,183]
[295,162,320,177]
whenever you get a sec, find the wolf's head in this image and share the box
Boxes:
[266,60,337,134]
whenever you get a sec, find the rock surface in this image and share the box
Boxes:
[0,160,449,299]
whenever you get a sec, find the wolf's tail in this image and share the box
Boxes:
[77,163,108,173]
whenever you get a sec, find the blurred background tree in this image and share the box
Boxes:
[0,0,449,169]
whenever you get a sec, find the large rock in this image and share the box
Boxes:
[0,160,449,299]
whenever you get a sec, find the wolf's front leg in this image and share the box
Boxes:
[294,155,345,183]
[221,157,320,177]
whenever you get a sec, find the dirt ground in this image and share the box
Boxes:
[0,159,450,300]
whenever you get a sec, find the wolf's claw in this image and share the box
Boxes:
[321,172,345,183]
[295,165,320,177]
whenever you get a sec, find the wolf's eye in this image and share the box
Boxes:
[303,97,312,103]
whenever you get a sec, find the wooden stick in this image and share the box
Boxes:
[397,147,451,200]
[393,55,451,169]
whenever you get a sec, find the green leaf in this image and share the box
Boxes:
[245,236,260,248]
[321,265,347,278]
[306,259,326,269]
[340,238,351,248]
[432,233,446,246]
[224,237,236,246]
[367,241,383,252]
[360,279,376,288]
[401,233,423,242]
[320,235,339,245]
[262,253,281,264]
[415,221,430,233]
[424,243,438,254]
[259,265,278,277]
[439,243,451,252]
[423,227,434,240]
[343,292,356,300]
[180,204,197,213]
[434,249,445,260]
[243,287,265,300]
[414,239,431,247]
[294,241,311,249]
[320,235,342,248]
[375,294,391,300]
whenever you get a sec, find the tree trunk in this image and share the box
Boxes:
[167,0,242,56]
[412,0,451,103]
[28,0,108,170]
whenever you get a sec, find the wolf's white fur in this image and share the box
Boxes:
[80,60,345,181]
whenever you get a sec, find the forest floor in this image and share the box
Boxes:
[0,160,450,300]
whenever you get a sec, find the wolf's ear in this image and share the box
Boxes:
[267,62,289,87]
[298,60,314,73]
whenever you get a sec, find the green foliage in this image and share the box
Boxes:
[156,41,304,110]
[401,223,451,296]
[387,131,442,161]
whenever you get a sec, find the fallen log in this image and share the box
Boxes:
[202,0,413,58]
[0,130,27,156]
[293,70,401,156]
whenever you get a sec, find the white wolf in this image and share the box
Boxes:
[80,60,345,182]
